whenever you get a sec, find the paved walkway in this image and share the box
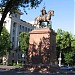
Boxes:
[0,65,20,70]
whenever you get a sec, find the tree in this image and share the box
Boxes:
[0,0,43,34]
[56,29,74,65]
[71,36,75,51]
[19,32,29,54]
[71,36,75,65]
[64,52,74,66]
[0,26,10,56]
[56,29,72,50]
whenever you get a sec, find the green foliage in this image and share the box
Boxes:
[71,36,75,50]
[56,29,75,65]
[0,26,10,56]
[0,0,43,14]
[13,63,16,66]
[19,32,29,54]
[8,63,22,66]
[64,52,74,65]
[56,29,72,50]
[15,63,22,66]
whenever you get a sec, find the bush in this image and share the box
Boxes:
[8,63,13,66]
[8,62,22,66]
[16,63,22,66]
[13,63,16,66]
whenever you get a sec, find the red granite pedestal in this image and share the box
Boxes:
[28,28,57,65]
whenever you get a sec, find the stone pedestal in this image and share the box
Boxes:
[28,28,57,65]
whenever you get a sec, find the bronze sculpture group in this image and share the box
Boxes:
[34,7,54,28]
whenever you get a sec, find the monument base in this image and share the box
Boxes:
[28,28,57,65]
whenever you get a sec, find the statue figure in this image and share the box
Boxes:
[34,10,54,26]
[41,7,47,16]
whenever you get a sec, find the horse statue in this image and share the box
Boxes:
[34,10,54,27]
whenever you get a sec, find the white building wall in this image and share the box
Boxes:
[4,12,12,33]
[0,12,11,33]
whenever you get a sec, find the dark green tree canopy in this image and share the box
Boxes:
[0,0,42,13]
[64,51,74,66]
[0,0,43,35]
[19,32,29,54]
[56,29,75,65]
[56,29,72,51]
[0,26,10,56]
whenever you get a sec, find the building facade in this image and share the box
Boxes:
[0,9,34,64]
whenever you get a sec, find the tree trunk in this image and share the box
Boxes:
[0,0,14,35]
[0,21,3,35]
[0,12,8,35]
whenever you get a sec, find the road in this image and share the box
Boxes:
[0,65,75,75]
[0,69,75,75]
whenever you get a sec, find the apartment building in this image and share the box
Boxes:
[0,9,34,64]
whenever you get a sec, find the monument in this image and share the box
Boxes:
[28,7,57,65]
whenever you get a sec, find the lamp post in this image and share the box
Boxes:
[58,51,62,67]
[22,53,25,65]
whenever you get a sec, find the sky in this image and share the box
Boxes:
[0,0,74,34]
[21,0,74,35]
[74,0,75,35]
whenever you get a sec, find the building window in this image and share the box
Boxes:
[28,28,30,32]
[12,53,14,57]
[13,22,16,27]
[12,44,14,49]
[22,26,24,30]
[15,13,17,18]
[25,27,27,31]
[12,37,14,42]
[21,54,22,58]
[13,29,15,34]
[18,54,20,59]
[20,25,21,29]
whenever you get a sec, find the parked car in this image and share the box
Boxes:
[60,66,73,71]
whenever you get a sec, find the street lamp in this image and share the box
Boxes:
[22,53,25,65]
[58,51,62,67]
